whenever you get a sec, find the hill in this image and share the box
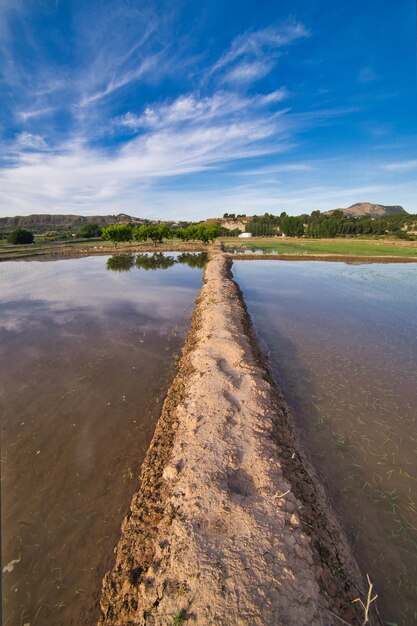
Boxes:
[326,202,407,217]
[0,213,145,231]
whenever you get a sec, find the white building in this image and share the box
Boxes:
[238,232,252,238]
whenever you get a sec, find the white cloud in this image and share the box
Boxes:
[17,107,54,122]
[381,159,417,172]
[212,22,309,73]
[210,22,309,84]
[237,163,313,176]
[222,60,274,84]
[79,55,160,108]
[261,88,289,104]
[114,89,290,131]
[15,132,48,150]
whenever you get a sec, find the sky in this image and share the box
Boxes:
[0,0,416,219]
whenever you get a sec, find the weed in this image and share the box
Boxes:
[352,574,378,625]
[172,609,187,625]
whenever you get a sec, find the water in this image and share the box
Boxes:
[233,260,417,626]
[1,253,204,626]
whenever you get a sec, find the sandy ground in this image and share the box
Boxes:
[99,251,380,626]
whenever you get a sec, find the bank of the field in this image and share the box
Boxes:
[98,251,382,626]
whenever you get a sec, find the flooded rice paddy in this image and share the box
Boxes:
[234,260,417,625]
[1,253,205,626]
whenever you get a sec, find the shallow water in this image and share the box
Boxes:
[233,260,417,626]
[0,254,203,626]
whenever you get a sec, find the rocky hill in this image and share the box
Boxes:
[327,202,407,217]
[0,213,145,231]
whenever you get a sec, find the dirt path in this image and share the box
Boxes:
[99,251,379,626]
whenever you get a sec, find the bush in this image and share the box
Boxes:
[8,228,34,244]
[77,223,102,238]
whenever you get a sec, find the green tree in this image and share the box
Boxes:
[174,223,218,243]
[197,223,219,243]
[280,216,305,237]
[77,223,102,238]
[102,224,133,247]
[133,223,172,246]
[8,228,34,244]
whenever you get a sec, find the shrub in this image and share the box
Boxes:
[8,228,34,244]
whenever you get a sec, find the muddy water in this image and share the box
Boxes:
[234,261,417,626]
[1,254,203,626]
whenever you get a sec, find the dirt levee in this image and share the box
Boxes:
[99,252,373,625]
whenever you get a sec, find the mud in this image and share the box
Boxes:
[99,251,381,626]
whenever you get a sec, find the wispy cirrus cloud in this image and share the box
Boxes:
[210,22,309,85]
[381,159,417,172]
[114,88,290,131]
[236,162,314,176]
[0,86,361,216]
[15,132,49,151]
[78,55,161,107]
[1,2,415,218]
[17,107,55,122]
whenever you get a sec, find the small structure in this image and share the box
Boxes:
[238,232,252,238]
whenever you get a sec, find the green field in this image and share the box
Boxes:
[222,237,417,257]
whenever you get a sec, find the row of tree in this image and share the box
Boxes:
[101,222,220,246]
[5,210,416,245]
[243,211,416,239]
[222,213,247,219]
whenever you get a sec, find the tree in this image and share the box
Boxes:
[77,223,102,238]
[245,214,280,236]
[8,228,34,244]
[197,223,219,243]
[174,223,219,244]
[280,216,305,237]
[133,223,172,246]
[102,224,133,247]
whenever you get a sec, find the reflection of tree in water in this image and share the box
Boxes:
[106,252,208,272]
[106,254,135,272]
[135,253,175,270]
[176,252,208,268]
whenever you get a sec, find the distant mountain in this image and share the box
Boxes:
[0,213,145,231]
[326,202,407,217]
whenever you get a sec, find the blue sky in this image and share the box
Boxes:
[0,0,416,219]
